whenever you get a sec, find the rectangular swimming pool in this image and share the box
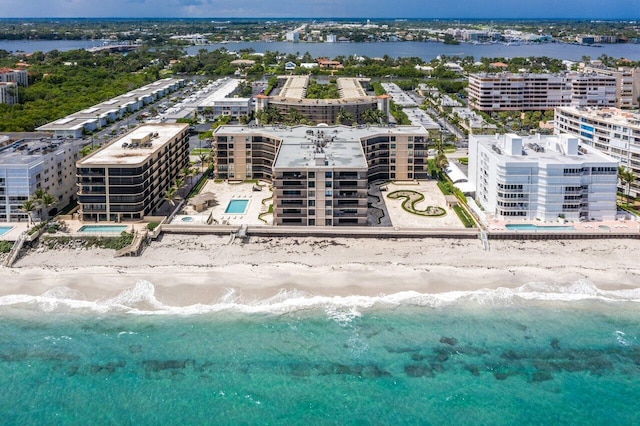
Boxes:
[0,226,13,236]
[78,225,128,233]
[505,224,575,231]
[225,199,249,214]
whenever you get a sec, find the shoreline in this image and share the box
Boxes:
[1,235,639,309]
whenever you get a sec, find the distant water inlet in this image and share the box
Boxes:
[225,199,249,214]
[387,190,446,217]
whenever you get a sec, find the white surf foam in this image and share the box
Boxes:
[1,279,640,316]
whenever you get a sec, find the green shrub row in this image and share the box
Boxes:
[453,205,475,228]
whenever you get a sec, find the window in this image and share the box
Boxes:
[308,200,315,207]
[325,200,332,207]
[308,181,315,188]
[308,172,315,178]
[325,181,332,188]
[325,172,332,178]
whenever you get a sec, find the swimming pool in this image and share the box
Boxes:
[181,216,194,222]
[0,226,13,236]
[225,199,249,214]
[505,224,575,231]
[78,225,128,233]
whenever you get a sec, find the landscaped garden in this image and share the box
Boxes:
[387,190,446,217]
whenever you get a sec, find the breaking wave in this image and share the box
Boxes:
[0,279,639,316]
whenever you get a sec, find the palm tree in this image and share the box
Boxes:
[165,187,178,206]
[618,166,635,207]
[36,191,57,220]
[20,199,37,226]
[198,153,208,173]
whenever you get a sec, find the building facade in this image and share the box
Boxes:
[0,138,85,222]
[0,82,18,105]
[468,72,617,111]
[469,133,618,221]
[580,65,640,109]
[554,106,640,197]
[254,76,389,125]
[76,124,189,222]
[214,125,430,225]
[0,68,28,87]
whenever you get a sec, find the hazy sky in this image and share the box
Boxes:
[0,0,637,19]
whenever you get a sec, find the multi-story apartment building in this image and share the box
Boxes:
[0,68,28,87]
[0,138,85,222]
[254,76,389,125]
[76,123,189,222]
[469,133,618,221]
[214,124,430,226]
[554,106,640,197]
[0,82,18,105]
[197,78,251,120]
[468,72,617,111]
[273,130,369,226]
[580,65,640,109]
[214,124,430,183]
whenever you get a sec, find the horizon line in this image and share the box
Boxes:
[0,17,638,21]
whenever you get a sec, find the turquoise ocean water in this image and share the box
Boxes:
[1,280,640,424]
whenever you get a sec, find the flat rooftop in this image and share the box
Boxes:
[474,134,617,165]
[278,75,309,100]
[38,78,183,131]
[337,78,368,99]
[0,138,85,166]
[199,78,250,105]
[78,123,188,166]
[557,106,640,129]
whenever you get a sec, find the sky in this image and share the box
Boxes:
[0,0,637,19]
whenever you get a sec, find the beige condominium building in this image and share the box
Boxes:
[580,65,640,109]
[214,124,430,225]
[254,76,390,125]
[555,106,640,197]
[468,72,617,111]
[76,123,189,222]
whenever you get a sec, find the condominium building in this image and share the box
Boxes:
[0,82,18,105]
[0,137,85,222]
[38,78,184,138]
[214,124,430,183]
[254,76,389,125]
[469,133,618,221]
[0,68,28,87]
[554,106,640,197]
[580,65,640,109]
[76,123,189,222]
[273,130,369,226]
[196,78,251,119]
[468,72,617,111]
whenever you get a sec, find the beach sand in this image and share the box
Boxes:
[2,235,639,307]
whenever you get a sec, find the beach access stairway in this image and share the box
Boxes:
[3,232,27,268]
[113,231,147,258]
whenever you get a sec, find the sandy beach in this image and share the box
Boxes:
[1,234,638,307]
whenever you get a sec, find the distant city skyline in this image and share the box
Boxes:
[0,0,637,19]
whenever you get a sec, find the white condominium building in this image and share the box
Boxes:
[0,82,18,105]
[554,106,640,197]
[468,72,617,111]
[469,133,618,221]
[0,68,28,87]
[0,137,85,222]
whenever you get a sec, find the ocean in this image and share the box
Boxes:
[1,280,639,424]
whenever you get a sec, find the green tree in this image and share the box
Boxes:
[20,199,37,225]
[618,166,635,207]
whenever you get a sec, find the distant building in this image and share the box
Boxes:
[254,76,389,125]
[0,82,18,105]
[76,124,189,222]
[284,61,297,71]
[468,72,617,111]
[469,133,617,221]
[37,78,184,138]
[0,68,28,87]
[554,106,640,197]
[580,64,640,109]
[285,31,300,42]
[197,78,251,120]
[214,125,430,226]
[0,137,85,222]
[326,34,337,43]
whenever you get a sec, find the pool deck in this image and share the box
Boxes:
[487,219,640,235]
